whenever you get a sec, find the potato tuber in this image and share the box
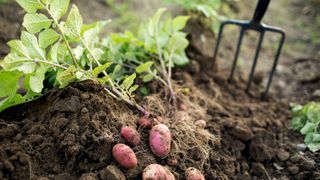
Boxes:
[112,144,137,169]
[149,124,171,157]
[185,167,205,180]
[121,126,141,146]
[142,164,175,180]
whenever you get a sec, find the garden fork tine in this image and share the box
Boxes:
[213,0,286,99]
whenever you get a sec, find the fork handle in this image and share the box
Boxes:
[251,0,271,24]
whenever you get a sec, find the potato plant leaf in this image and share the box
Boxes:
[21,31,46,59]
[48,0,70,21]
[65,5,83,37]
[92,62,112,77]
[39,28,60,48]
[16,0,42,13]
[23,13,52,33]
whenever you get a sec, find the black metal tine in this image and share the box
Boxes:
[263,30,286,99]
[246,31,265,92]
[229,27,245,81]
[213,23,226,61]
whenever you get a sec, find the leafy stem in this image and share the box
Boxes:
[38,0,79,68]
[8,58,68,70]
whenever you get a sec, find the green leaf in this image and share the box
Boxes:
[121,73,136,90]
[7,40,30,58]
[65,5,83,36]
[0,94,25,113]
[23,13,52,33]
[56,65,77,88]
[292,116,307,130]
[39,28,60,48]
[172,16,190,31]
[300,122,316,135]
[148,8,166,36]
[143,74,154,82]
[306,103,320,123]
[167,32,189,52]
[129,85,138,94]
[49,0,70,21]
[2,53,37,73]
[16,0,42,13]
[307,142,320,152]
[21,31,46,59]
[29,65,47,93]
[92,62,112,77]
[82,20,110,48]
[136,61,153,73]
[140,87,149,96]
[172,53,189,65]
[0,71,23,98]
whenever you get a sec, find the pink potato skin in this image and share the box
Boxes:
[112,144,137,169]
[195,120,206,129]
[121,126,141,146]
[185,167,205,180]
[149,124,171,157]
[142,164,175,180]
[138,117,153,128]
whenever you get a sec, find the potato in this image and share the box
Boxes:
[167,157,178,166]
[138,117,153,128]
[142,164,175,180]
[121,126,141,146]
[179,103,187,111]
[112,144,137,169]
[185,167,205,180]
[195,120,206,129]
[149,124,171,157]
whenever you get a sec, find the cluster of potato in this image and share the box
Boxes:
[111,116,206,179]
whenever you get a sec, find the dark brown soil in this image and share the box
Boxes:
[1,59,320,179]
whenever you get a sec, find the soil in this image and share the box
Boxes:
[0,0,320,180]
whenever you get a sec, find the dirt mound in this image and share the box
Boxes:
[1,57,319,179]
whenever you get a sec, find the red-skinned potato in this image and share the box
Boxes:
[121,126,141,146]
[179,103,187,111]
[195,120,206,129]
[149,124,171,157]
[185,167,205,180]
[142,164,175,180]
[138,117,153,128]
[112,144,137,169]
[167,157,178,166]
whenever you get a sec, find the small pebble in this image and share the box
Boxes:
[296,144,307,151]
[277,149,290,161]
[288,166,299,175]
[290,154,303,163]
[273,163,284,170]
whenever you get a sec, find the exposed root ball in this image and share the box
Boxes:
[170,118,214,169]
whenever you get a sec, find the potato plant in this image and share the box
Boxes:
[0,0,143,113]
[0,0,191,113]
[164,0,225,32]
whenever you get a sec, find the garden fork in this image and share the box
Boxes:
[213,0,286,98]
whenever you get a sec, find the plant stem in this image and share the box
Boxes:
[39,1,79,68]
[11,59,68,70]
[167,51,176,106]
[103,87,149,116]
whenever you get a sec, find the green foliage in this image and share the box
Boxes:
[164,0,224,33]
[291,102,320,152]
[0,1,191,113]
[0,0,139,112]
